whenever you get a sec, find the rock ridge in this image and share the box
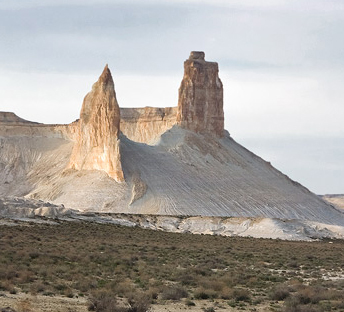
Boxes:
[0,112,39,125]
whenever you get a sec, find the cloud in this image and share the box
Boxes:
[1,0,344,76]
[0,3,191,74]
[2,0,343,10]
[0,0,289,10]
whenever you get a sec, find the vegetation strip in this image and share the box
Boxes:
[1,220,344,311]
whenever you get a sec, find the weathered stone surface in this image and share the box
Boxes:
[177,51,224,137]
[68,65,124,182]
[0,112,38,124]
[0,112,78,140]
[120,107,177,144]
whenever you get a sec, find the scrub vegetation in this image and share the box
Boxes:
[1,220,344,311]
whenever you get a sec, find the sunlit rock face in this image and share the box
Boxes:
[68,65,124,182]
[177,51,224,137]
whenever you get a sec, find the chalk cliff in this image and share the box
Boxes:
[120,107,177,144]
[68,65,124,182]
[1,51,343,240]
[177,51,224,137]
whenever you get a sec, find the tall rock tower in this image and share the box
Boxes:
[177,51,224,137]
[68,65,124,182]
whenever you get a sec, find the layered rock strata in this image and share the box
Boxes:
[177,51,224,137]
[120,107,177,144]
[0,112,38,125]
[68,65,124,182]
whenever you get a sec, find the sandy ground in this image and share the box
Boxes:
[0,292,278,312]
[0,292,87,312]
[323,195,344,210]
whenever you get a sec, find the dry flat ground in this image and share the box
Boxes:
[1,220,344,312]
[0,293,87,312]
[0,293,272,312]
[323,195,344,210]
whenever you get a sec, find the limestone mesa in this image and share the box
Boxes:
[68,51,224,181]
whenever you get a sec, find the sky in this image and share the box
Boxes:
[0,0,343,194]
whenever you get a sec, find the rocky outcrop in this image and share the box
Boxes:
[0,197,75,219]
[120,107,177,144]
[0,112,39,124]
[177,51,224,137]
[68,65,124,182]
[129,173,147,205]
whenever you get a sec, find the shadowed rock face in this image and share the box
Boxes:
[177,51,224,137]
[68,65,124,182]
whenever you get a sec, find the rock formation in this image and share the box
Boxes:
[177,51,224,137]
[1,52,344,241]
[0,112,38,125]
[120,107,177,144]
[68,65,124,182]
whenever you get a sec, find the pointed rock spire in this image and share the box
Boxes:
[98,64,112,84]
[68,65,124,182]
[177,51,224,137]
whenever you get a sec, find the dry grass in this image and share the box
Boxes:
[1,220,344,311]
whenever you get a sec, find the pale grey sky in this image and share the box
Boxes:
[0,0,343,194]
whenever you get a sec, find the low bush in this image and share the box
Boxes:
[127,293,151,312]
[194,288,217,300]
[88,290,123,312]
[161,286,188,300]
[270,284,290,301]
[232,288,251,302]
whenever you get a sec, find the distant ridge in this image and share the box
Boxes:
[0,112,39,124]
[322,194,344,209]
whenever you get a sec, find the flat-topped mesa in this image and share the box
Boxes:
[177,51,224,137]
[0,112,39,124]
[68,65,124,182]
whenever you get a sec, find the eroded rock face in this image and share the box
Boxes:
[120,107,177,144]
[177,51,224,137]
[0,112,38,124]
[68,65,124,182]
